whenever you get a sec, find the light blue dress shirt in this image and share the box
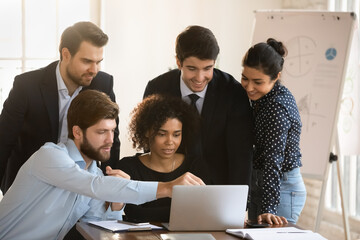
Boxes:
[56,63,82,143]
[0,139,158,240]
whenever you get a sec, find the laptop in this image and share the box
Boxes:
[162,185,248,231]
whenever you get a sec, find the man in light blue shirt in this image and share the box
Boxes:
[0,89,204,240]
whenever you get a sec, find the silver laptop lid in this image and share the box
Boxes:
[167,185,248,231]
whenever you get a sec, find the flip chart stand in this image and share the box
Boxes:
[315,130,351,239]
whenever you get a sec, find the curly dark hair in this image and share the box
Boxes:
[129,94,200,152]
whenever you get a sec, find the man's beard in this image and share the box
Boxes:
[80,134,111,162]
[66,65,94,87]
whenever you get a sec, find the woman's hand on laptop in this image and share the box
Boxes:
[156,172,205,198]
[171,172,205,186]
[257,213,288,225]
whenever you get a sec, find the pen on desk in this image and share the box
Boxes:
[117,220,150,226]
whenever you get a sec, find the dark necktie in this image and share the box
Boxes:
[188,94,200,113]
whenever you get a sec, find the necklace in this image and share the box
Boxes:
[148,153,176,172]
[171,157,176,172]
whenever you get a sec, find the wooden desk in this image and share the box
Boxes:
[76,222,298,240]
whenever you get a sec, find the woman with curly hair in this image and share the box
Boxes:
[116,94,204,222]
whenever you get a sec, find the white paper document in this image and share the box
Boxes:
[226,227,328,240]
[160,233,216,240]
[88,220,163,232]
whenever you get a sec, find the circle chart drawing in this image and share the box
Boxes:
[325,48,337,60]
[284,36,316,78]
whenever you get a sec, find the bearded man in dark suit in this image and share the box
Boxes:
[0,21,120,194]
[143,25,253,186]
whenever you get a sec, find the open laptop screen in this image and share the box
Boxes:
[164,185,248,231]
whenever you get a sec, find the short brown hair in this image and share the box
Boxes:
[176,25,219,64]
[67,90,119,139]
[59,21,108,60]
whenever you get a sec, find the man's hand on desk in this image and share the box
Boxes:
[105,166,130,211]
[156,172,205,199]
[257,213,288,225]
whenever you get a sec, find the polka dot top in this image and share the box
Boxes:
[251,82,302,214]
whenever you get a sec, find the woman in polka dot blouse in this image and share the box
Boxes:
[241,38,306,225]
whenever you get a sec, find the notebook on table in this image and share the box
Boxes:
[162,185,248,231]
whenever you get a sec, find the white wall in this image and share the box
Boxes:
[101,0,282,158]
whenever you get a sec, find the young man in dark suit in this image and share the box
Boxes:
[143,25,253,186]
[0,21,120,194]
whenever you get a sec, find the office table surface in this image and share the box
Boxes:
[76,221,300,240]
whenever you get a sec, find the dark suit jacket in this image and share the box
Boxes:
[144,68,253,185]
[0,61,120,193]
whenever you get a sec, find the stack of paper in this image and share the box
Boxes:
[226,227,328,240]
[88,220,163,232]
